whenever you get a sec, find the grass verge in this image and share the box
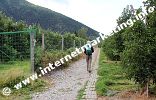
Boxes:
[95,50,136,96]
[0,61,50,100]
[77,81,88,100]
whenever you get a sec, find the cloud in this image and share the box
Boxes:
[53,0,69,5]
[26,0,143,35]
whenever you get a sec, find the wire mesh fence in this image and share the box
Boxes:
[0,28,87,73]
[34,31,87,71]
[41,32,87,51]
[0,32,30,62]
[0,30,36,73]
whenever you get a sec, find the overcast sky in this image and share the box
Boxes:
[26,0,144,35]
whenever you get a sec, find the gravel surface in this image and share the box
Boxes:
[32,49,99,100]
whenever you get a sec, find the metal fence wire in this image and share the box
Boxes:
[0,30,36,73]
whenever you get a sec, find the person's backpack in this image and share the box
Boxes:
[86,46,92,55]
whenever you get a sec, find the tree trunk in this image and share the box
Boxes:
[147,82,149,98]
[140,82,149,98]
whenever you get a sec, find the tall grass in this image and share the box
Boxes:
[0,61,49,100]
[0,61,30,87]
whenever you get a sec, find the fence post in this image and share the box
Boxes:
[73,40,75,48]
[30,31,35,73]
[80,41,82,47]
[61,35,64,51]
[42,32,45,50]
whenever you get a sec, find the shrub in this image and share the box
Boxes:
[41,50,69,69]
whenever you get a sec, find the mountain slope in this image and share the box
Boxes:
[0,0,98,37]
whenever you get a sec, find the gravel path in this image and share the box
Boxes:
[82,48,99,100]
[32,48,99,100]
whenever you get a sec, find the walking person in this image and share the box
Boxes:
[84,41,94,73]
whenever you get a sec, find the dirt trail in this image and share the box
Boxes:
[32,48,100,100]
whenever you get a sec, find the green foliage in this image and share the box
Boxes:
[66,48,81,61]
[102,1,156,90]
[41,50,69,68]
[64,33,76,49]
[0,45,17,61]
[64,32,86,49]
[122,21,149,86]
[102,31,123,61]
[102,35,117,60]
[117,5,133,24]
[102,6,132,61]
[34,46,44,70]
[77,27,88,39]
[0,12,29,62]
[0,11,86,65]
[42,31,86,51]
[121,0,156,87]
[34,46,82,71]
[122,20,156,85]
[96,50,135,96]
[44,31,62,50]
